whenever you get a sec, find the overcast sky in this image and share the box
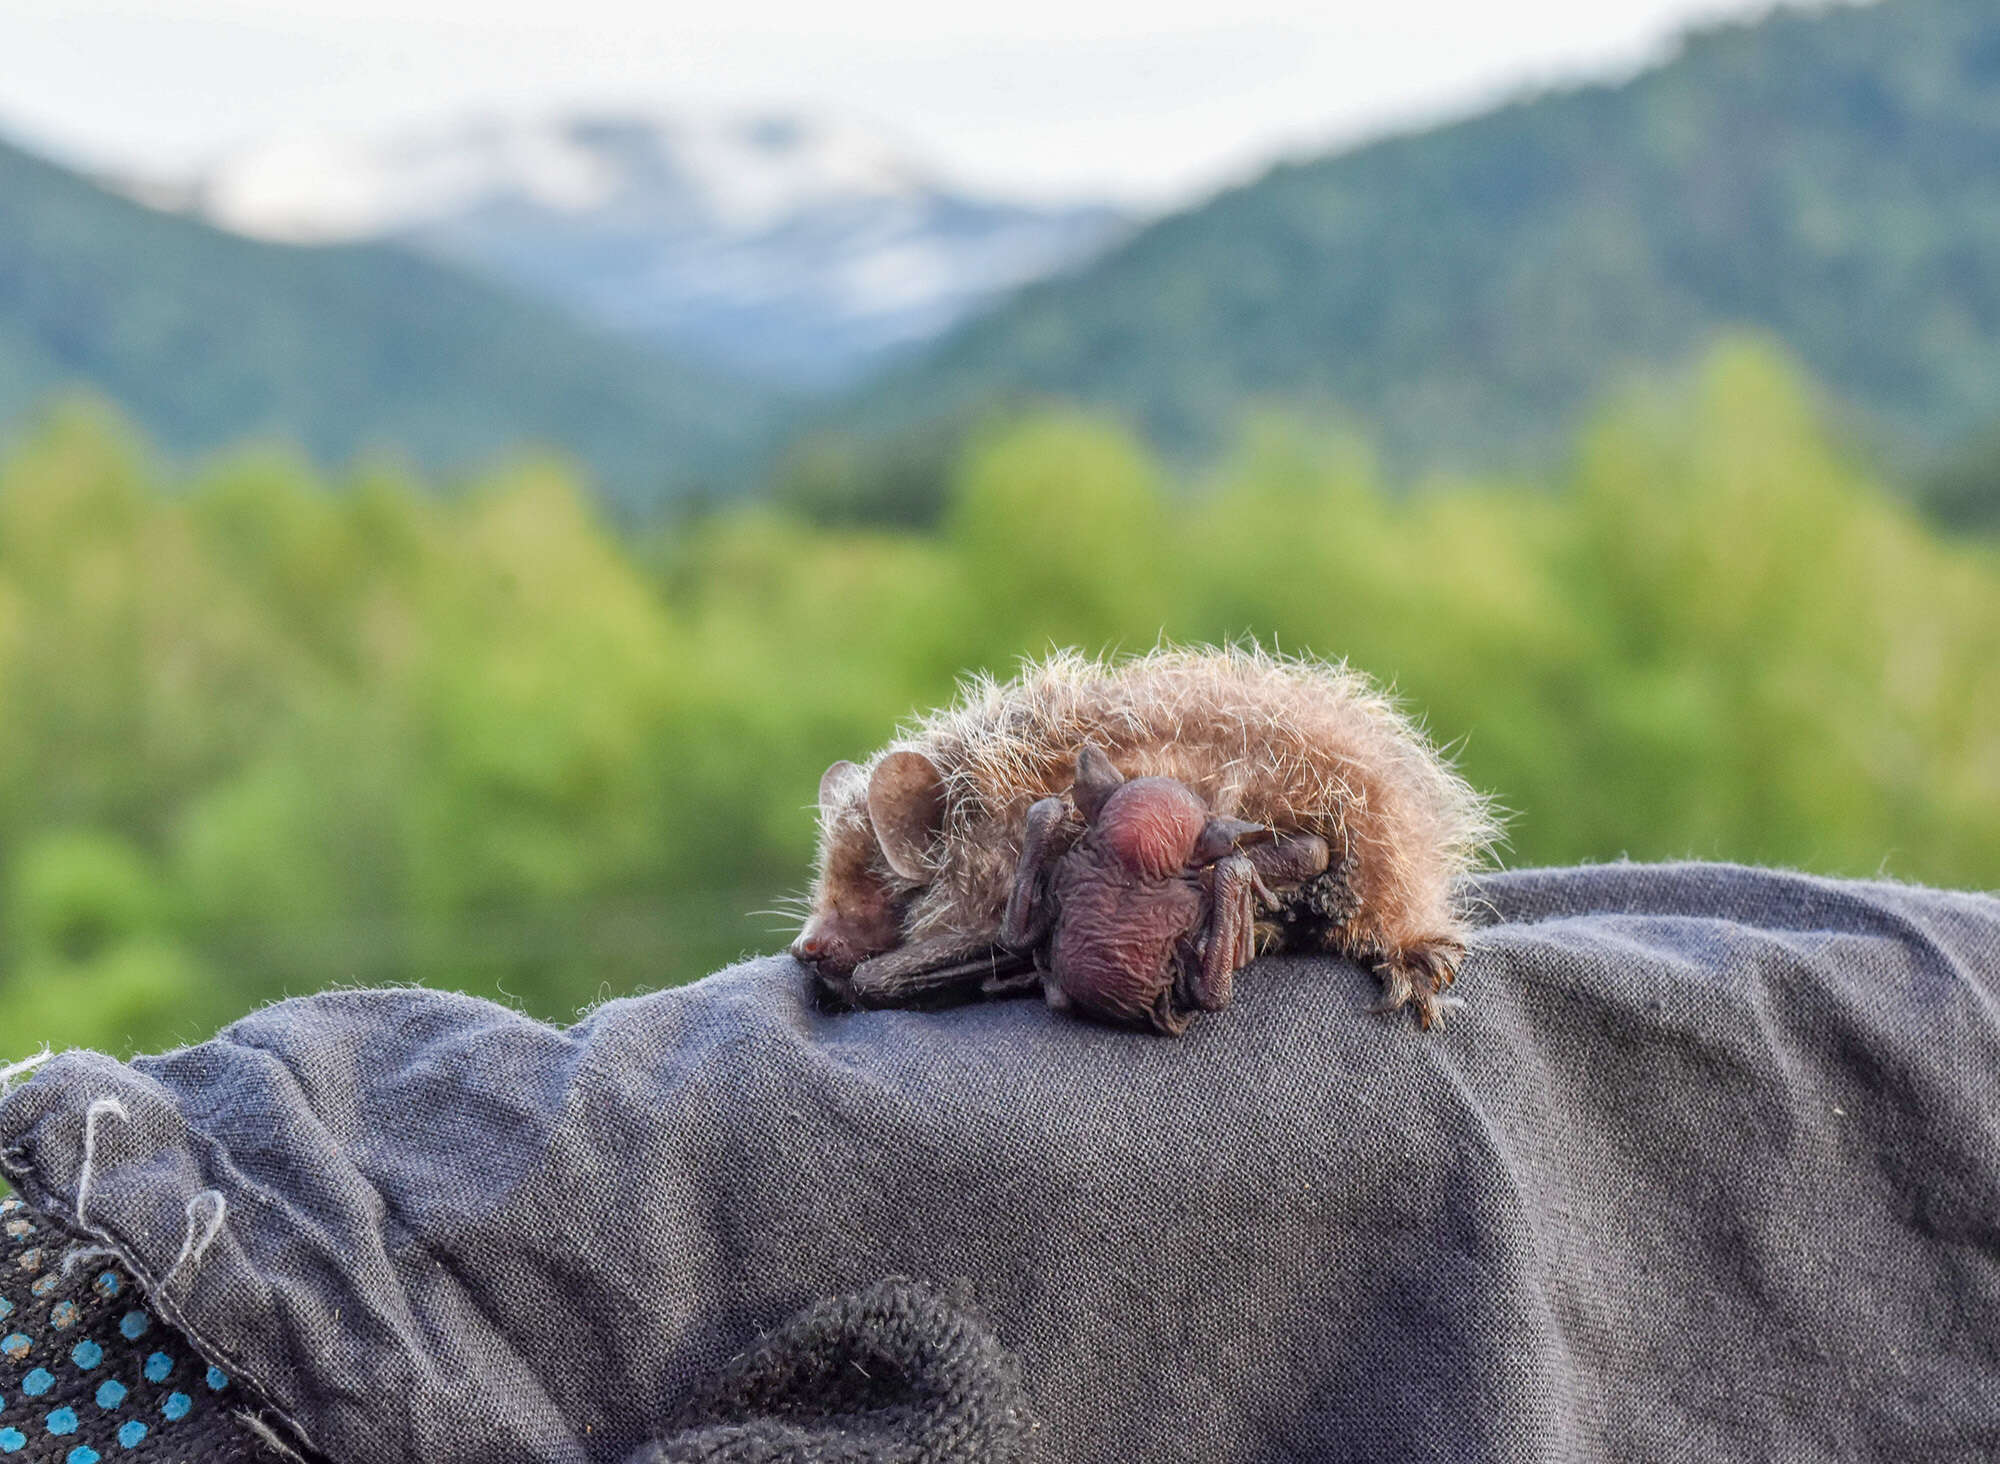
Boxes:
[4,0,1806,205]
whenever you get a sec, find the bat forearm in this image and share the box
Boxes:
[1000,797,1076,950]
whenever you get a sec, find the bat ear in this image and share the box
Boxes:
[1192,815,1271,867]
[867,750,946,880]
[818,760,861,811]
[1071,743,1126,821]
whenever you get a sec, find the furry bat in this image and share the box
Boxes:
[791,645,1499,1028]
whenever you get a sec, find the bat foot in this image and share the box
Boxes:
[1368,937,1464,1030]
[1149,987,1194,1037]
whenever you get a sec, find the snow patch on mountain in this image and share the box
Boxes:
[167,113,1129,387]
[199,124,620,240]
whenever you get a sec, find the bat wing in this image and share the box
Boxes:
[844,936,1040,1010]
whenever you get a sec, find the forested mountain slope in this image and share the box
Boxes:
[0,138,782,512]
[839,0,2000,478]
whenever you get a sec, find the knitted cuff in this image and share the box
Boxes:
[632,1278,1037,1464]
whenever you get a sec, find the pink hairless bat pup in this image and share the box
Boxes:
[998,746,1338,1034]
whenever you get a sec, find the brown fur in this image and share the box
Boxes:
[796,645,1502,1023]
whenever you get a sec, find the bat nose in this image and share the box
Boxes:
[790,933,826,963]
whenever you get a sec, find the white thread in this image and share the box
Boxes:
[75,1095,130,1224]
[59,1244,123,1277]
[0,1046,52,1093]
[163,1189,227,1286]
[237,1411,310,1463]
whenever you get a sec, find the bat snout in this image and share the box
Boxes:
[789,931,838,968]
[789,925,869,977]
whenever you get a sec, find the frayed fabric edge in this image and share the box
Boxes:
[0,1046,53,1095]
[239,1409,315,1463]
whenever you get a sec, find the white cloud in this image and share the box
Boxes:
[1,0,1803,205]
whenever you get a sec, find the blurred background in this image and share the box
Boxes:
[0,0,1995,1055]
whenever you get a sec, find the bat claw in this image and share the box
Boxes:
[1368,937,1464,1029]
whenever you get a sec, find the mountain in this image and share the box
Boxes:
[833,0,2000,480]
[0,136,783,514]
[170,115,1129,390]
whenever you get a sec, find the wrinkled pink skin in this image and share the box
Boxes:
[1040,781,1216,1032]
[1000,755,1329,1035]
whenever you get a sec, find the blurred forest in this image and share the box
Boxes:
[2,340,1996,1057]
[842,0,2000,490]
